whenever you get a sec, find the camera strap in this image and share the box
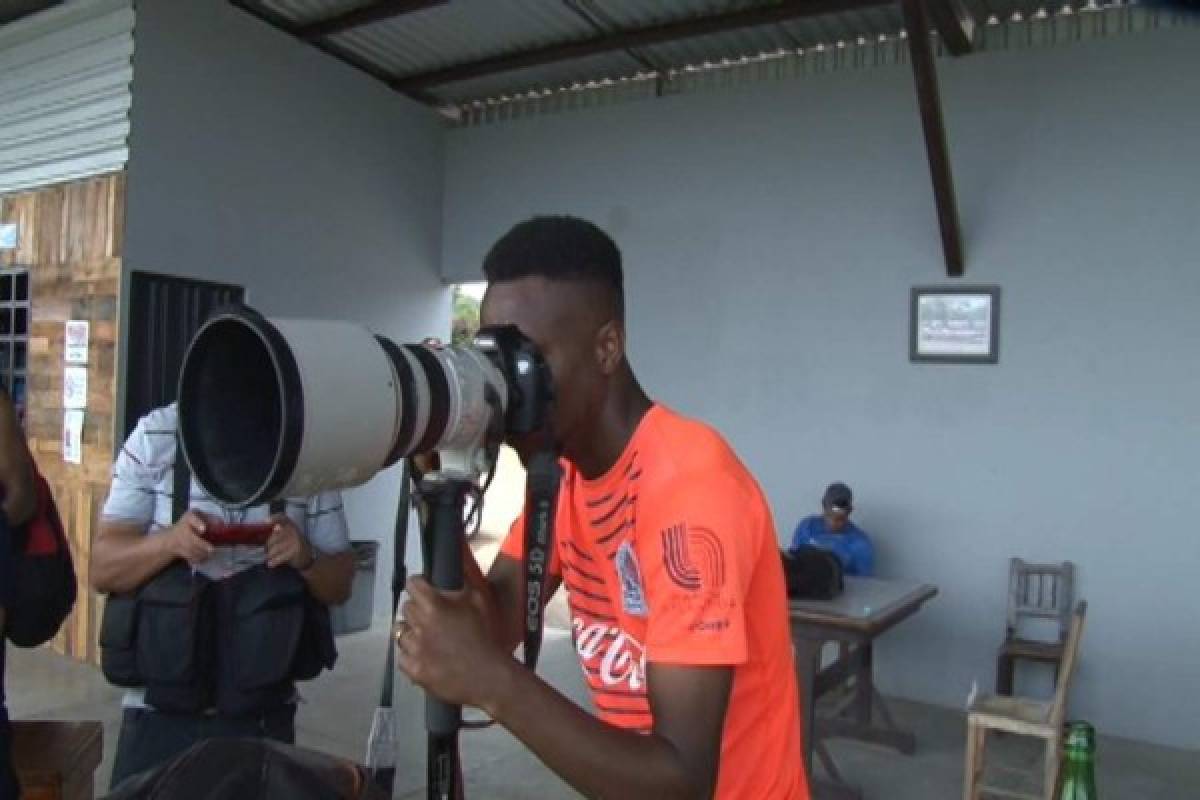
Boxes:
[522,449,561,670]
[382,459,412,707]
[172,436,190,522]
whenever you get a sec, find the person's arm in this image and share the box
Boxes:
[399,576,731,799]
[268,492,354,605]
[92,512,214,594]
[92,414,214,594]
[300,547,355,606]
[401,473,757,798]
[788,516,811,553]
[489,657,731,799]
[0,389,35,526]
[263,513,354,605]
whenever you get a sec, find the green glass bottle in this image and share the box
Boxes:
[1058,721,1097,800]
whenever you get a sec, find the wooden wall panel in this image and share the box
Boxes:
[1,172,124,664]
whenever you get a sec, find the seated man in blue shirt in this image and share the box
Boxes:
[790,482,874,577]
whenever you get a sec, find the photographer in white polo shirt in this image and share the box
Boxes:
[92,403,354,789]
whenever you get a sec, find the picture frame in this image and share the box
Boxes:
[909,286,1000,364]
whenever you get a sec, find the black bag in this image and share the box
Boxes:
[781,546,844,601]
[5,458,77,648]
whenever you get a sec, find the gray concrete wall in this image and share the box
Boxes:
[442,28,1200,748]
[123,0,448,618]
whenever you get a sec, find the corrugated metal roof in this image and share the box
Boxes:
[436,50,645,104]
[238,0,1151,110]
[330,0,596,76]
[0,0,133,192]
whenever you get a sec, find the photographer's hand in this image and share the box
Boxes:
[160,510,214,566]
[398,570,729,800]
[266,514,314,570]
[396,575,508,710]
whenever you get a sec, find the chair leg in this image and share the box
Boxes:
[963,719,985,800]
[996,651,1015,696]
[1043,736,1060,800]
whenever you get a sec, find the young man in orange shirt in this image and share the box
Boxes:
[397,216,809,799]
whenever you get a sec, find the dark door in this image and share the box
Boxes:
[123,271,244,439]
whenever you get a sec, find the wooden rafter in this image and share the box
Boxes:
[927,0,975,56]
[900,0,965,276]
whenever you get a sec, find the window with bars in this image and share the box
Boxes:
[0,268,30,422]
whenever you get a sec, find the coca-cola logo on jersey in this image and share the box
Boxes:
[573,617,647,691]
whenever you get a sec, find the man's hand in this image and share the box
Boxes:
[266,514,314,570]
[396,576,510,709]
[160,510,214,566]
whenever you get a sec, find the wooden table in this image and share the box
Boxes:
[790,577,938,800]
[12,720,103,800]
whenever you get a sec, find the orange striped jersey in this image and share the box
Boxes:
[501,404,809,799]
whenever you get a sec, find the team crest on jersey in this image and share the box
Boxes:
[615,540,648,616]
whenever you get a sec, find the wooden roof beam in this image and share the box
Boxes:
[901,0,965,276]
[928,0,975,56]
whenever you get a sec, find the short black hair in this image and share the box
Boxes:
[483,216,624,319]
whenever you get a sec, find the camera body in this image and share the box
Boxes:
[177,306,553,508]
[473,324,553,437]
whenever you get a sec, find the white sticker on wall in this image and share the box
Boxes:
[65,320,89,364]
[63,410,84,464]
[63,366,88,409]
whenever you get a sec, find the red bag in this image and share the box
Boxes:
[21,469,60,555]
[5,454,76,647]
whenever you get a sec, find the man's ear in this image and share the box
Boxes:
[595,320,624,376]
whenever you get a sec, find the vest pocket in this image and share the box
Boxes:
[231,566,305,690]
[98,592,141,687]
[138,563,213,712]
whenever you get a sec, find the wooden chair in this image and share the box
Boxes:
[964,601,1087,800]
[996,559,1075,696]
[12,720,103,800]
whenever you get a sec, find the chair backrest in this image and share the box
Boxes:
[1049,601,1087,727]
[1006,558,1075,641]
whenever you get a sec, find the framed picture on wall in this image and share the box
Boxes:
[909,286,1000,364]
